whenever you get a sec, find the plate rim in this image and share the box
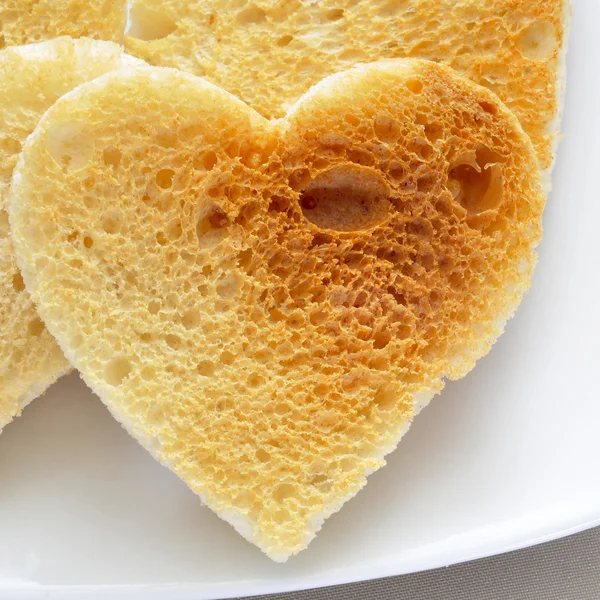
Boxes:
[2,515,599,600]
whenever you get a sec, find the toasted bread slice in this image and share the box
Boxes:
[9,60,543,560]
[0,37,142,433]
[124,0,570,178]
[0,1,127,46]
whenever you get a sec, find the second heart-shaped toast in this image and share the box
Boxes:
[124,0,570,177]
[0,37,142,433]
[10,59,543,560]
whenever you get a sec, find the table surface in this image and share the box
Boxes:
[234,525,600,600]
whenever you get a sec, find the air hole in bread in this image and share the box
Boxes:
[272,509,290,524]
[235,201,260,226]
[156,168,175,189]
[194,150,218,171]
[312,383,328,397]
[372,385,397,412]
[220,350,236,365]
[288,168,311,191]
[165,334,181,350]
[27,317,45,337]
[269,307,286,323]
[216,272,242,299]
[516,21,558,61]
[148,299,161,315]
[310,474,329,486]
[181,309,201,330]
[0,137,22,159]
[346,149,374,167]
[424,122,444,142]
[448,146,505,215]
[0,209,9,237]
[309,309,327,326]
[411,138,433,160]
[197,360,215,377]
[141,366,156,381]
[83,236,94,248]
[46,121,94,171]
[102,213,121,234]
[103,146,121,168]
[156,128,177,148]
[105,357,132,386]
[406,79,423,94]
[372,329,392,349]
[324,8,344,21]
[166,221,183,241]
[196,203,230,248]
[299,164,391,232]
[247,373,266,388]
[256,448,271,462]
[12,272,25,292]
[236,5,266,25]
[373,114,400,143]
[377,0,403,16]
[276,34,293,47]
[479,101,498,116]
[128,2,178,41]
[275,401,290,415]
[273,483,296,503]
[388,162,407,181]
[268,195,289,213]
[237,248,254,274]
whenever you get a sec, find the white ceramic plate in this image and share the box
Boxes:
[1,2,598,599]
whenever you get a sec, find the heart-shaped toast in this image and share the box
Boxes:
[0,37,141,433]
[124,0,570,176]
[10,59,543,560]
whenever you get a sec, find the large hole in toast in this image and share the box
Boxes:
[299,164,391,232]
[196,203,230,249]
[127,2,178,41]
[105,357,133,386]
[448,146,505,215]
[516,21,558,61]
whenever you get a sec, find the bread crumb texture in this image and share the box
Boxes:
[0,0,126,46]
[0,38,140,433]
[124,0,568,172]
[9,60,544,560]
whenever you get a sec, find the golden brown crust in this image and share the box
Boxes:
[0,0,126,46]
[9,60,543,559]
[124,0,569,172]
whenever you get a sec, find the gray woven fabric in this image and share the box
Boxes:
[238,526,600,600]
